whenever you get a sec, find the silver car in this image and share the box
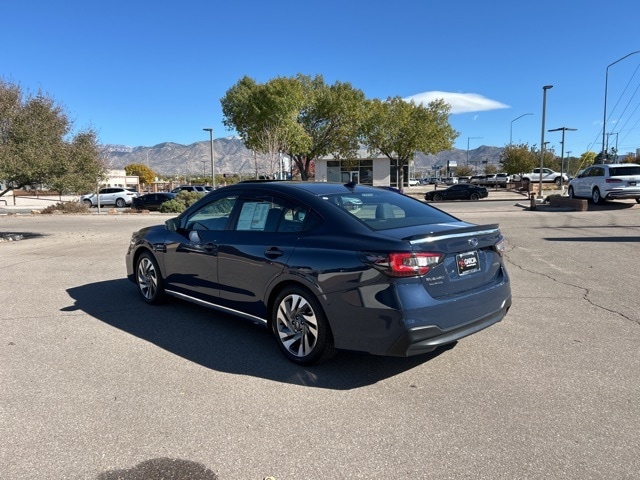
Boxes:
[81,187,138,208]
[568,163,640,204]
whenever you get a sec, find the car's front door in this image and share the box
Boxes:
[163,195,238,303]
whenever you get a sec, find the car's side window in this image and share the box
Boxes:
[236,201,280,231]
[185,195,237,231]
[232,196,312,233]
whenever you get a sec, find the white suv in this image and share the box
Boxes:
[568,163,640,204]
[522,168,569,185]
[81,188,138,208]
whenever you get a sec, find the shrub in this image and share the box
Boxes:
[176,191,204,208]
[159,199,186,213]
[41,201,90,214]
[159,191,204,213]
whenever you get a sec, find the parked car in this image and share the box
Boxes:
[567,163,640,204]
[126,181,511,365]
[521,168,568,185]
[81,187,138,208]
[424,184,489,201]
[171,185,208,193]
[469,175,487,185]
[485,173,511,187]
[408,179,420,186]
[132,192,176,211]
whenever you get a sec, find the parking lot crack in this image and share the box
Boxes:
[505,253,638,326]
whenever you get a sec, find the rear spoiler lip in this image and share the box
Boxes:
[406,224,501,245]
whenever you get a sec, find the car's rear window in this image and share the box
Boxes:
[609,166,640,176]
[321,190,456,230]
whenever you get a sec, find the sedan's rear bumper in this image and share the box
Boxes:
[384,298,511,356]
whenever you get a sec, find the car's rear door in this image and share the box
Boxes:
[215,195,307,318]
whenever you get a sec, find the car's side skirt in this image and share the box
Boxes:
[165,289,268,326]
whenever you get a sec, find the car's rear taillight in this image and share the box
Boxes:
[606,178,623,184]
[494,237,506,256]
[362,252,444,277]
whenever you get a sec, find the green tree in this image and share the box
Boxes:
[485,164,498,175]
[455,165,474,177]
[499,143,538,175]
[0,80,103,196]
[221,74,365,180]
[360,97,458,187]
[125,163,156,186]
[51,130,105,194]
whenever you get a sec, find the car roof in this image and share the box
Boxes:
[236,180,384,196]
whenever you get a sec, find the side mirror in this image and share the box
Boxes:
[165,217,179,232]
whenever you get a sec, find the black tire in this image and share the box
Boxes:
[592,188,603,205]
[271,286,335,365]
[555,177,562,186]
[568,186,575,199]
[115,198,126,208]
[470,193,480,201]
[636,198,640,204]
[433,193,443,202]
[83,199,93,207]
[135,251,165,304]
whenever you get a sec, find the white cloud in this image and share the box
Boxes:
[404,91,510,114]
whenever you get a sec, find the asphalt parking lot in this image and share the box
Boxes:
[1,201,639,479]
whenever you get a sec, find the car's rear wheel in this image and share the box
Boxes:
[115,198,126,208]
[272,286,335,365]
[636,198,640,204]
[592,188,603,204]
[433,193,443,201]
[135,252,165,304]
[470,193,480,201]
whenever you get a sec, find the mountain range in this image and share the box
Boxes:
[100,138,505,179]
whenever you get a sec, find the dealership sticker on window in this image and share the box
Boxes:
[456,251,479,275]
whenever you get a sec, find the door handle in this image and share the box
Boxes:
[264,247,283,258]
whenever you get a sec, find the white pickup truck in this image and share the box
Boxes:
[521,168,569,185]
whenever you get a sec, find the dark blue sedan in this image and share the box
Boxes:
[126,181,511,365]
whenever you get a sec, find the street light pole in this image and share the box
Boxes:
[602,51,640,161]
[203,128,215,189]
[467,136,482,166]
[538,85,553,199]
[548,127,577,191]
[510,113,533,144]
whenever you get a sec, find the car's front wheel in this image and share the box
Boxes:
[135,252,165,304]
[568,186,575,198]
[83,199,93,207]
[433,193,443,201]
[271,286,335,365]
[555,177,562,186]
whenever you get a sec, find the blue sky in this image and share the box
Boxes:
[3,0,639,157]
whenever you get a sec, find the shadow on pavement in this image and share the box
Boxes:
[96,458,218,480]
[65,279,454,390]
